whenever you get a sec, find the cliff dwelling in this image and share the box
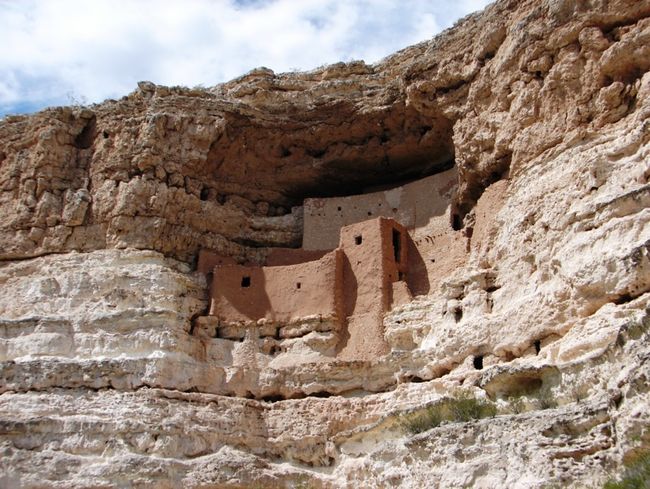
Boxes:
[2,0,650,486]
[195,165,496,361]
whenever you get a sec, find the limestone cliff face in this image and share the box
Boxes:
[1,0,650,488]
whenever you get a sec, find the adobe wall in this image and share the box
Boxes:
[303,167,457,250]
[209,250,343,326]
[337,218,408,360]
[408,212,469,296]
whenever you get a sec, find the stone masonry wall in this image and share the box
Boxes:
[303,167,458,250]
[209,250,342,327]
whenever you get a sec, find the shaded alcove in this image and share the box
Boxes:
[205,100,457,206]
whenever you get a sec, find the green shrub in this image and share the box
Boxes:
[400,392,496,434]
[400,405,444,434]
[603,451,650,489]
[449,391,498,421]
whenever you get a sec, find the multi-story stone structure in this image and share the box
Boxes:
[196,166,498,360]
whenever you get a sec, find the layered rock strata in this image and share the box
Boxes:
[1,0,650,487]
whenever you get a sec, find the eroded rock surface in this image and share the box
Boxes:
[1,0,650,487]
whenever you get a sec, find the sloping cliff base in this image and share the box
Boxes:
[1,0,650,487]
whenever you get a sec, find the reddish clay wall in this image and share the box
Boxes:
[303,167,457,250]
[210,250,342,325]
[205,216,418,361]
[408,213,469,296]
[337,217,408,360]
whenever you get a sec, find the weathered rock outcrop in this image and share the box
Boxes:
[1,0,650,487]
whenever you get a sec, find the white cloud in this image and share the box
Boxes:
[0,0,493,115]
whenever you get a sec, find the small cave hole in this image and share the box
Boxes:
[355,235,362,245]
[490,171,501,181]
[241,276,251,288]
[337,206,342,211]
[367,211,372,216]
[280,147,291,157]
[200,187,210,201]
[311,391,333,398]
[261,394,285,403]
[406,375,426,383]
[613,293,633,305]
[534,340,541,355]
[451,213,462,231]
[392,208,398,213]
[430,258,436,263]
[74,116,97,149]
[614,393,623,408]
[398,271,405,281]
[453,308,463,323]
[473,355,484,370]
[296,282,301,289]
[102,130,109,139]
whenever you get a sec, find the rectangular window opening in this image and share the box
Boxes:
[355,235,362,245]
[296,282,301,289]
[241,276,251,288]
[392,229,402,262]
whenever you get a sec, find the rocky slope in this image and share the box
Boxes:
[1,0,650,487]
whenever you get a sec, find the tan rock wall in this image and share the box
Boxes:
[470,179,509,263]
[1,0,650,487]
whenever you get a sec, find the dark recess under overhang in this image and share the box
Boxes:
[205,101,456,205]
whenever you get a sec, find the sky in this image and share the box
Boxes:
[0,0,493,118]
